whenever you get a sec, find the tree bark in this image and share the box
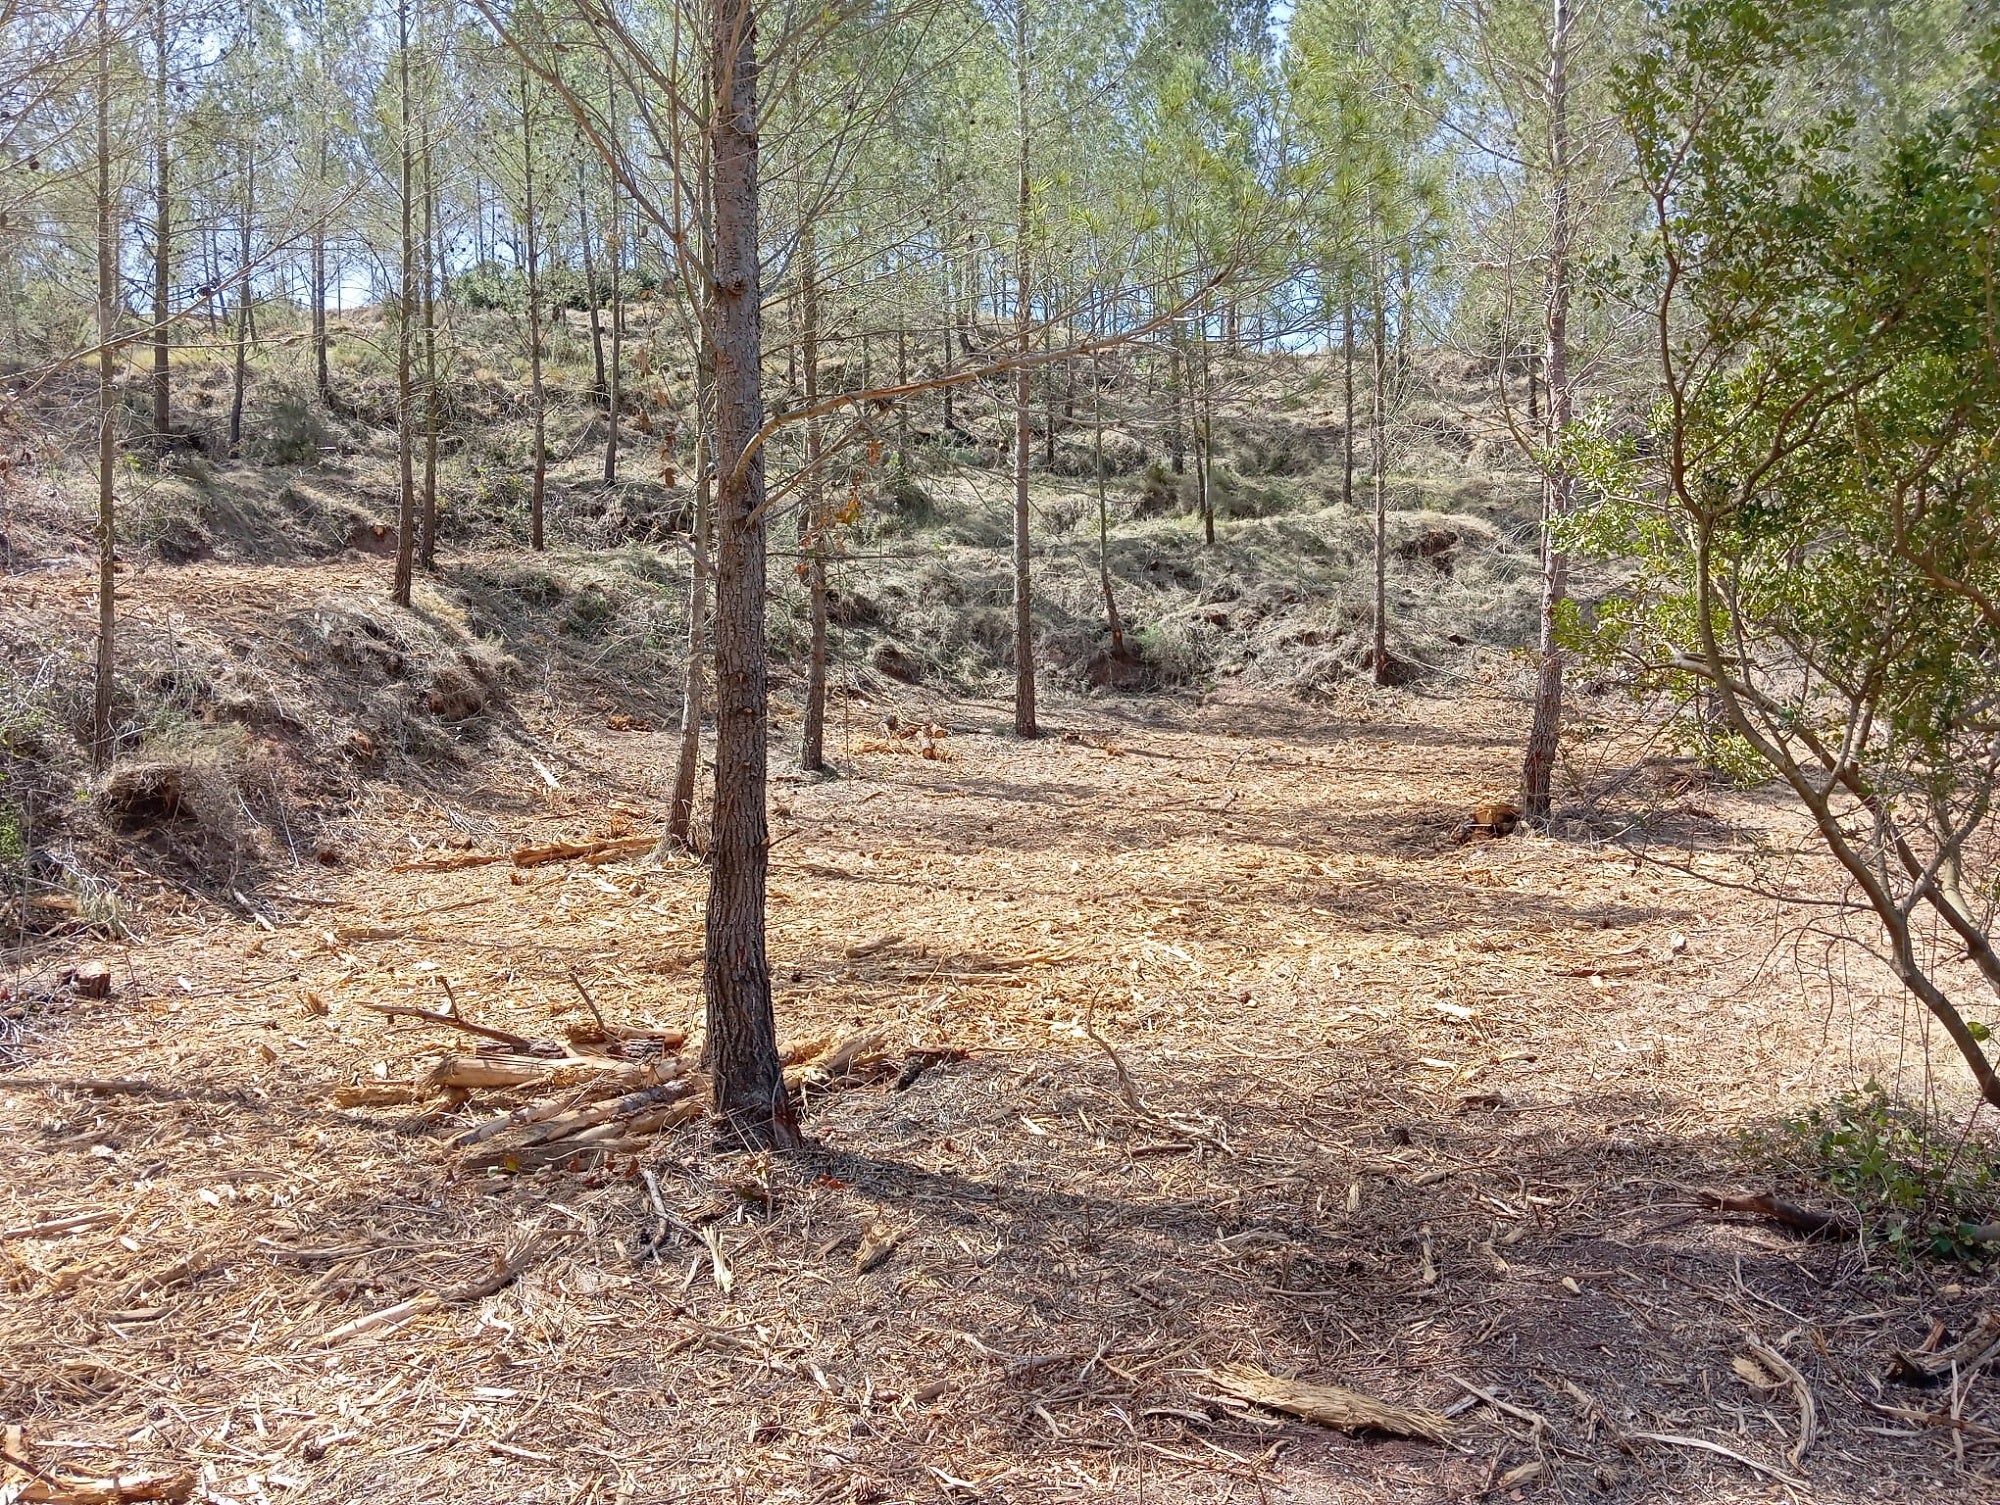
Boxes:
[420,145,439,570]
[703,0,800,1149]
[1342,289,1355,511]
[391,0,417,607]
[1196,299,1214,546]
[1521,0,1574,820]
[150,0,170,442]
[1370,247,1389,686]
[92,0,116,770]
[521,68,547,552]
[228,152,253,455]
[797,215,828,774]
[578,163,607,404]
[1093,297,1124,656]
[603,81,623,482]
[1010,2,1036,739]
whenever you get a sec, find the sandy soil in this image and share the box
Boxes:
[3,564,1995,1504]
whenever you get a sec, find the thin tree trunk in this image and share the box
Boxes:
[1342,290,1355,511]
[798,215,828,774]
[1093,295,1123,657]
[603,87,623,483]
[228,154,253,455]
[1196,301,1214,546]
[940,257,954,435]
[703,0,799,1149]
[150,0,170,441]
[420,147,439,570]
[521,68,546,552]
[311,224,331,404]
[1370,250,1389,687]
[669,358,712,846]
[1010,3,1036,740]
[391,1,416,607]
[92,0,116,770]
[894,315,909,467]
[578,163,607,403]
[1521,0,1574,820]
[1167,335,1185,475]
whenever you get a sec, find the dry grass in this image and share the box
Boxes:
[4,590,1998,1503]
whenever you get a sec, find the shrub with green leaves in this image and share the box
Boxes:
[1767,1083,2000,1263]
[1569,4,2000,1106]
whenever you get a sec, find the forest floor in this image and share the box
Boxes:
[4,557,1998,1505]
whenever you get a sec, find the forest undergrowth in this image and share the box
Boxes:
[3,639,1996,1501]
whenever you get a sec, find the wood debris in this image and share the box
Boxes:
[2,1426,190,1504]
[391,833,658,873]
[1889,1310,2000,1385]
[1204,1362,1451,1442]
[1697,1188,1856,1239]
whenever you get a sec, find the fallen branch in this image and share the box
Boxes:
[1,1210,116,1241]
[1743,1334,1816,1468]
[1865,1399,2000,1443]
[1205,1362,1450,1442]
[1696,1189,1856,1239]
[355,1000,538,1050]
[1889,1310,2000,1385]
[1630,1431,1806,1487]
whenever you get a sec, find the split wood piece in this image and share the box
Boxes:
[843,932,904,959]
[2,1426,191,1504]
[1,1210,116,1242]
[355,1000,540,1051]
[784,1028,891,1092]
[452,1080,622,1148]
[391,833,658,872]
[1889,1310,2000,1385]
[511,1080,689,1149]
[1697,1189,1856,1239]
[563,1021,688,1053]
[1742,1334,1816,1468]
[855,1219,903,1273]
[427,1052,645,1092]
[1204,1362,1451,1442]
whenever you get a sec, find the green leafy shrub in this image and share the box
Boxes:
[1765,1082,2000,1263]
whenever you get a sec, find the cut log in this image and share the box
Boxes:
[71,962,113,1000]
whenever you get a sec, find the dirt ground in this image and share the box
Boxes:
[4,563,1998,1504]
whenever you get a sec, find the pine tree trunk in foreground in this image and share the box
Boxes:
[797,216,827,774]
[150,0,171,443]
[391,4,417,609]
[420,154,440,571]
[520,68,547,552]
[703,0,800,1149]
[1521,0,1574,820]
[1010,4,1037,739]
[92,0,116,770]
[1370,258,1389,687]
